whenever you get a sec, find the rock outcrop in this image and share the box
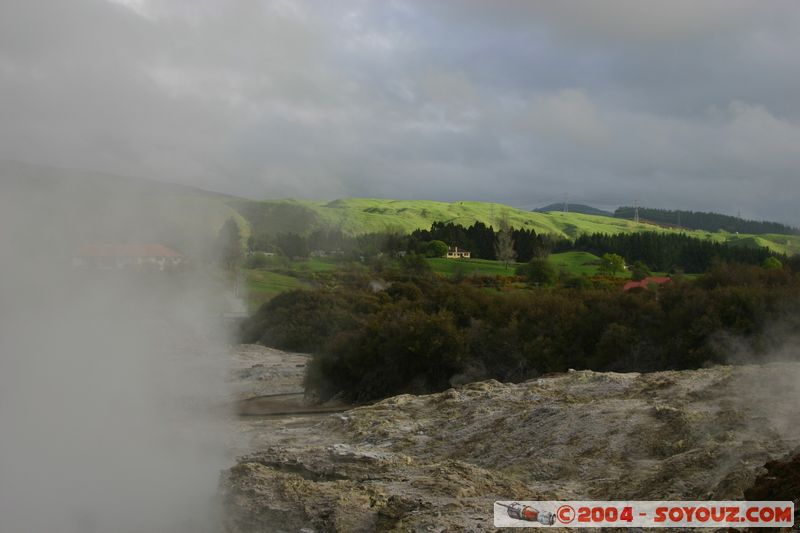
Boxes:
[222,359,800,532]
[744,448,800,529]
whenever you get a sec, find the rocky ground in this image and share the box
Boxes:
[229,343,309,399]
[222,346,800,532]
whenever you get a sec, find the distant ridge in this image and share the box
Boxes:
[614,206,799,236]
[534,203,613,217]
[0,159,249,254]
[0,159,237,199]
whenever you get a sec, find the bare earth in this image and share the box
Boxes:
[223,345,800,532]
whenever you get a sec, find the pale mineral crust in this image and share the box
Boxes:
[223,353,800,533]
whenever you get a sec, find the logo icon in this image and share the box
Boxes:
[557,505,576,524]
[497,502,556,525]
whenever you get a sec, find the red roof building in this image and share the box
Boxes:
[623,276,671,292]
[73,244,184,271]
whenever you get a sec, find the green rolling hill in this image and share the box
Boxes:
[231,198,800,256]
[235,198,669,239]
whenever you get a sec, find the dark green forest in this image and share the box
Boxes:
[558,232,775,273]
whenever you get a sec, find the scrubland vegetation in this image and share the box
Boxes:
[241,260,800,402]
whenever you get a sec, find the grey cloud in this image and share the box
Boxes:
[1,0,799,224]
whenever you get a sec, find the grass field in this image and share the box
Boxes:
[250,255,340,273]
[244,268,309,311]
[428,252,612,278]
[427,257,519,277]
[288,257,340,273]
[242,258,350,310]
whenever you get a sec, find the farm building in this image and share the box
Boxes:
[72,243,184,271]
[446,246,471,259]
[623,276,671,292]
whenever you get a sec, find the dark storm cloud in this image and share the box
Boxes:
[1,0,799,223]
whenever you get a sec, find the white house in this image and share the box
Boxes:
[446,246,471,259]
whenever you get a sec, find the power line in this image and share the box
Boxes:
[510,197,563,211]
[510,194,575,212]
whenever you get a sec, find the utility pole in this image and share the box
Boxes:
[634,199,640,224]
[563,193,569,214]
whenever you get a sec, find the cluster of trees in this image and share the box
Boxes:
[410,220,551,262]
[240,262,800,403]
[558,232,776,273]
[615,206,798,235]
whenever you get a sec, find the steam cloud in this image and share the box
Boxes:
[0,180,233,532]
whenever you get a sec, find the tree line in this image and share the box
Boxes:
[410,220,553,263]
[557,232,776,273]
[245,220,780,275]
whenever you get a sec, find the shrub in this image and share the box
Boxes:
[424,240,449,258]
[516,258,557,286]
[599,253,626,276]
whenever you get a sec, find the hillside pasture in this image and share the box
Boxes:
[549,251,603,276]
[233,198,795,255]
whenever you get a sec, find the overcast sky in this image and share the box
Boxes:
[1,1,799,223]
